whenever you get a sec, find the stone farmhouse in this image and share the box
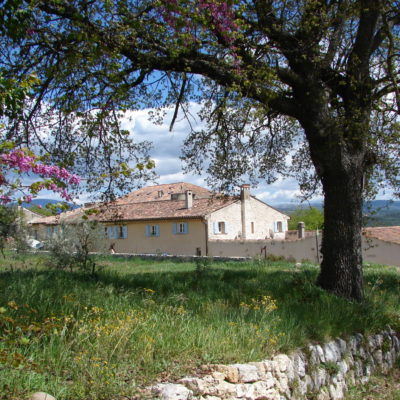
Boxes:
[30,182,289,256]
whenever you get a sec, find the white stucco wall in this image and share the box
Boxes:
[209,235,400,267]
[207,197,289,241]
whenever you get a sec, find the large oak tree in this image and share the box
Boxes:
[1,0,399,300]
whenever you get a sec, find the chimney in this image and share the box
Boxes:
[240,184,250,200]
[185,190,193,209]
[240,184,250,239]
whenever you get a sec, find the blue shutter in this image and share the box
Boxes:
[156,225,160,237]
[213,222,219,234]
[113,226,118,239]
[173,223,177,234]
[107,226,113,239]
[183,222,188,234]
[145,225,150,237]
[225,222,229,233]
[122,225,128,239]
[47,227,52,237]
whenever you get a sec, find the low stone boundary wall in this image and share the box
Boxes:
[151,327,399,400]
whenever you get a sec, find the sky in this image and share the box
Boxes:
[119,105,309,206]
[36,103,395,206]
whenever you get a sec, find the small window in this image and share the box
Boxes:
[276,221,283,232]
[173,222,188,234]
[46,226,58,238]
[178,223,186,233]
[146,224,160,237]
[106,225,127,239]
[118,225,128,239]
[251,222,254,234]
[213,221,228,234]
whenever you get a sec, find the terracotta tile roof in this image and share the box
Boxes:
[31,196,238,225]
[116,182,213,204]
[363,226,400,245]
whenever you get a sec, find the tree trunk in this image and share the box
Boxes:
[317,161,364,301]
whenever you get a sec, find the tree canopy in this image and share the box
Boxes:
[0,0,399,300]
[288,206,324,231]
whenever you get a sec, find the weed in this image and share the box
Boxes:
[321,361,340,376]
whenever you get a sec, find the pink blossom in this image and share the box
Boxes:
[0,195,12,204]
[0,147,80,203]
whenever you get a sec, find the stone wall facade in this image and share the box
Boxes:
[151,327,399,400]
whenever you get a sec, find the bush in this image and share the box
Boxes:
[48,220,107,274]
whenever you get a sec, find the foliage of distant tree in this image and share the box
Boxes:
[1,0,399,300]
[28,205,54,217]
[288,207,324,231]
[0,205,29,254]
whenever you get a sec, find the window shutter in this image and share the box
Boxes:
[113,226,118,239]
[47,227,52,237]
[122,225,128,239]
[156,225,160,237]
[145,225,150,237]
[183,222,188,234]
[173,223,177,234]
[107,226,113,239]
[225,221,229,233]
[213,221,219,234]
[273,222,278,233]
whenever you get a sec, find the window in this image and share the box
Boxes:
[106,225,128,239]
[173,222,188,234]
[146,224,160,237]
[46,226,59,238]
[251,222,254,234]
[213,221,228,234]
[274,221,283,233]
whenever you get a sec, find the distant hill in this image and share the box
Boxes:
[275,200,400,227]
[16,198,80,215]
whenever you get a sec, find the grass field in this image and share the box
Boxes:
[0,253,399,399]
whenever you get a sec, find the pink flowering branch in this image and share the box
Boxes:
[0,148,80,204]
[159,0,239,49]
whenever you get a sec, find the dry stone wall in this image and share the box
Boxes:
[151,327,399,400]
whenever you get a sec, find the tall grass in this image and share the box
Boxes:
[0,254,399,399]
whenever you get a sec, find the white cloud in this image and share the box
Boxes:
[31,103,395,205]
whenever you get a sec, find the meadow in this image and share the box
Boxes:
[0,253,399,400]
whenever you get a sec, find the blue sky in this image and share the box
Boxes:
[36,104,395,206]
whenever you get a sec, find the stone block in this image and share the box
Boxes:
[30,393,56,400]
[249,362,267,380]
[292,352,306,378]
[316,387,330,400]
[323,341,340,363]
[212,364,239,383]
[337,360,349,375]
[231,363,260,383]
[152,383,193,400]
[336,338,347,356]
